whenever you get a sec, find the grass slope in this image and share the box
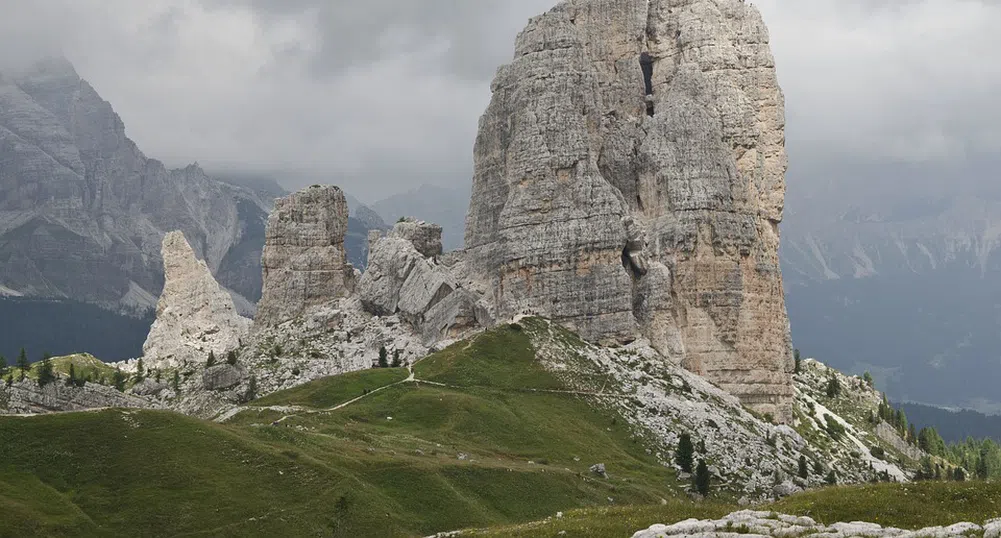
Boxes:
[471,482,1001,537]
[0,325,681,537]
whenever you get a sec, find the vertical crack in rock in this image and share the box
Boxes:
[465,0,794,421]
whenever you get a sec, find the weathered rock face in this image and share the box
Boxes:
[465,0,793,419]
[359,221,491,343]
[0,58,270,314]
[142,232,251,367]
[255,186,356,327]
[633,512,1001,538]
[202,364,246,391]
[0,379,152,414]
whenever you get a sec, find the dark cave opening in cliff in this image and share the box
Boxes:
[640,53,655,116]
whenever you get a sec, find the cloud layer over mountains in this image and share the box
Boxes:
[0,0,998,201]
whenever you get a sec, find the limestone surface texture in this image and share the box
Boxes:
[360,221,492,343]
[255,185,356,327]
[0,379,152,414]
[465,0,793,419]
[142,231,251,367]
[633,512,1001,538]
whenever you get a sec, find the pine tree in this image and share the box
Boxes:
[825,470,837,485]
[798,455,809,480]
[135,358,145,383]
[908,423,917,445]
[16,348,30,380]
[245,376,257,402]
[862,371,874,387]
[676,433,695,473]
[172,371,181,392]
[954,467,966,481]
[977,448,990,480]
[391,350,402,368]
[227,350,238,366]
[825,376,841,398]
[207,351,217,367]
[794,349,802,374]
[0,353,6,377]
[113,367,126,392]
[694,459,711,496]
[37,355,56,387]
[67,363,77,387]
[378,346,389,369]
[813,460,824,475]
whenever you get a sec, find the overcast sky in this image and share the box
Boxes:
[0,0,998,203]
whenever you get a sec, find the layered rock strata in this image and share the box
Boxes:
[255,185,356,327]
[465,0,793,419]
[142,232,251,367]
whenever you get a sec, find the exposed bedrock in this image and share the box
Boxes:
[464,0,794,419]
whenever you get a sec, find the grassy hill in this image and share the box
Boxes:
[0,325,689,537]
[3,323,998,537]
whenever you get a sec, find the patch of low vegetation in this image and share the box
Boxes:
[252,367,409,409]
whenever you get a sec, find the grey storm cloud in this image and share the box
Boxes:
[0,0,998,202]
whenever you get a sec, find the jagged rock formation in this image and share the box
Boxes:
[360,220,492,342]
[255,186,356,327]
[0,58,270,314]
[142,232,251,367]
[633,512,1001,538]
[465,0,793,420]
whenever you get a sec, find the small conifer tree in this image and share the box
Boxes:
[826,376,841,398]
[135,358,145,383]
[172,371,181,392]
[694,459,711,496]
[227,350,238,365]
[67,363,77,387]
[37,355,55,387]
[113,367,127,392]
[378,346,389,368]
[862,371,874,387]
[16,348,30,380]
[245,376,257,402]
[794,348,802,374]
[676,433,695,473]
[798,455,809,480]
[825,469,837,485]
[207,351,216,367]
[391,349,402,368]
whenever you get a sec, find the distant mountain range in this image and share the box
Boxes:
[0,59,387,362]
[782,159,1001,414]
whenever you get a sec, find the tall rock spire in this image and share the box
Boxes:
[465,0,793,420]
[143,232,251,367]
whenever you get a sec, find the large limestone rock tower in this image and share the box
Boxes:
[465,0,794,419]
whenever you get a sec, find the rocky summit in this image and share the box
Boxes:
[141,232,251,368]
[464,0,793,419]
[255,185,357,327]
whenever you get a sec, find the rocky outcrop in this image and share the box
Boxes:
[360,220,492,343]
[255,186,356,327]
[633,512,1001,538]
[142,232,251,367]
[0,58,270,314]
[0,379,152,414]
[202,364,246,391]
[465,0,793,419]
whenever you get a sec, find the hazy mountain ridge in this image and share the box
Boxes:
[781,165,1001,413]
[0,57,270,312]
